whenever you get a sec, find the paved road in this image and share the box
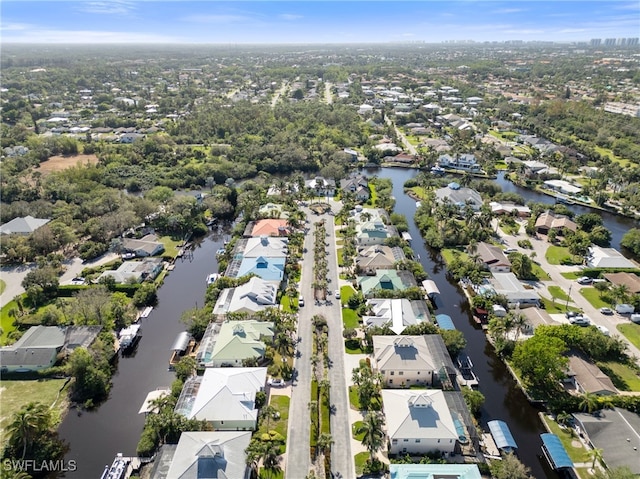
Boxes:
[496,221,640,363]
[286,205,354,479]
[271,81,288,108]
[324,82,333,104]
[385,117,417,156]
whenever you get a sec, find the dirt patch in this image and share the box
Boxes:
[36,154,99,175]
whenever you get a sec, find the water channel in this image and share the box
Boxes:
[367,167,637,479]
[58,227,226,478]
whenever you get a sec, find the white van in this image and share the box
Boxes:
[615,304,635,314]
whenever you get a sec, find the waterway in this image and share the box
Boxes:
[366,167,559,479]
[58,227,226,478]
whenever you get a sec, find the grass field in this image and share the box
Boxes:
[0,379,70,445]
[548,285,571,302]
[532,263,551,281]
[561,271,582,280]
[539,297,579,315]
[158,236,183,258]
[618,323,640,351]
[337,247,344,267]
[597,361,640,391]
[441,248,469,265]
[257,395,290,453]
[579,287,609,309]
[345,339,365,354]
[342,308,360,329]
[545,246,572,265]
[0,299,20,345]
[351,421,365,441]
[354,452,369,477]
[541,416,591,463]
[340,285,356,306]
[499,221,520,236]
[406,186,429,200]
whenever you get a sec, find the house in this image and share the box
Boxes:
[543,180,582,196]
[97,257,163,284]
[160,431,251,479]
[356,245,405,274]
[476,242,511,273]
[374,335,454,387]
[356,220,394,246]
[363,299,431,334]
[383,389,459,456]
[257,203,289,219]
[565,352,617,396]
[435,183,483,211]
[240,236,289,258]
[522,160,549,175]
[489,201,531,218]
[389,464,481,479]
[490,272,539,306]
[122,234,165,257]
[250,219,289,237]
[534,211,577,235]
[391,153,416,165]
[120,132,144,143]
[340,175,370,202]
[203,320,274,367]
[603,272,640,294]
[0,216,51,235]
[305,176,335,197]
[438,154,481,172]
[235,256,285,283]
[359,270,417,298]
[212,277,278,317]
[0,326,66,373]
[586,246,636,269]
[572,408,640,474]
[175,367,267,429]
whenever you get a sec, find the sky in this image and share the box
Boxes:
[1,1,639,44]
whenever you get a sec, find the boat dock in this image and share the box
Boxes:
[100,453,140,479]
[401,232,412,243]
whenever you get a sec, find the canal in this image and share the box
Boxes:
[58,228,226,478]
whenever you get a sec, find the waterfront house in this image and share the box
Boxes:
[97,257,164,284]
[212,277,278,317]
[239,236,289,258]
[161,430,251,479]
[249,219,289,237]
[603,272,640,294]
[373,335,454,387]
[204,320,274,368]
[565,352,617,396]
[438,154,481,172]
[364,299,430,334]
[534,211,577,236]
[490,273,540,306]
[235,256,285,284]
[586,246,636,269]
[0,326,66,373]
[305,176,335,197]
[382,389,459,456]
[359,269,417,298]
[340,175,370,202]
[0,215,51,236]
[435,183,483,211]
[476,242,511,273]
[356,245,405,274]
[543,179,582,196]
[175,367,267,430]
[356,220,394,246]
[489,201,531,218]
[122,234,165,257]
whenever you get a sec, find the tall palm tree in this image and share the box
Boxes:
[316,432,334,458]
[6,402,52,459]
[245,439,267,479]
[610,284,630,306]
[260,405,278,430]
[588,448,604,470]
[356,411,386,463]
[261,442,282,478]
[579,392,600,414]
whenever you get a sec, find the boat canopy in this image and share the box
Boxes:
[435,314,455,330]
[422,279,441,297]
[171,331,191,352]
[488,420,518,453]
[541,433,573,470]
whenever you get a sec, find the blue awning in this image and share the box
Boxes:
[488,420,518,452]
[435,314,456,330]
[541,433,573,470]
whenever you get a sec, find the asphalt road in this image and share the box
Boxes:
[286,204,354,479]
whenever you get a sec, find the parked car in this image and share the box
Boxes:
[595,325,610,336]
[504,248,518,254]
[335,290,341,299]
[631,314,640,324]
[599,307,614,315]
[570,315,591,326]
[577,276,593,285]
[565,311,579,319]
[268,378,285,387]
[615,304,635,314]
[298,296,304,307]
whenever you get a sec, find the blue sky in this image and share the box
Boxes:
[1,1,639,44]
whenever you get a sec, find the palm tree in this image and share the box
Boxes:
[610,284,630,306]
[261,442,282,478]
[316,432,334,458]
[6,402,52,459]
[260,404,278,430]
[579,392,600,414]
[356,411,386,463]
[245,439,266,479]
[588,447,604,470]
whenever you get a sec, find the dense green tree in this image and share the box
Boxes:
[489,452,532,479]
[621,229,640,257]
[356,411,386,463]
[511,335,568,391]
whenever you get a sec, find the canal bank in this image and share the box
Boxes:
[58,228,226,479]
[365,167,559,479]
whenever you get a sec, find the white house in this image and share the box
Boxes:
[305,176,335,197]
[212,277,278,317]
[438,154,481,172]
[363,299,430,334]
[586,246,636,269]
[435,183,483,211]
[383,389,459,456]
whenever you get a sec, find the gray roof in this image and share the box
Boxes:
[373,335,452,374]
[0,216,50,235]
[435,186,482,208]
[8,326,66,349]
[164,431,251,479]
[573,408,640,474]
[0,348,58,368]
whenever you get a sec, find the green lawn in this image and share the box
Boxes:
[539,297,580,315]
[321,398,331,435]
[369,184,378,207]
[280,295,296,313]
[337,247,344,267]
[541,416,591,463]
[0,298,21,345]
[0,279,5,295]
[257,395,290,452]
[561,271,582,280]
[158,236,183,258]
[495,161,508,170]
[345,339,365,354]
[342,308,360,329]
[548,285,571,302]
[354,452,369,477]
[351,421,365,441]
[545,246,572,265]
[499,221,520,236]
[441,248,469,265]
[579,287,609,309]
[618,323,640,351]
[406,186,429,200]
[531,263,551,281]
[597,361,640,391]
[340,285,356,306]
[259,469,284,479]
[0,379,70,445]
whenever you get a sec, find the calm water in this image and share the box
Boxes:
[58,228,226,478]
[366,167,559,479]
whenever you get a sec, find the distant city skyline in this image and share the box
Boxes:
[1,1,639,44]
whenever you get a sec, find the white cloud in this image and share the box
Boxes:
[77,1,136,15]
[182,14,251,24]
[0,22,31,31]
[279,14,303,20]
[492,8,525,14]
[3,29,181,44]
[502,29,545,35]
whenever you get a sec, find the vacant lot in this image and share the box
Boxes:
[36,154,99,175]
[0,379,69,444]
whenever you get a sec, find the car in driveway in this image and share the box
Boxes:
[504,248,518,254]
[577,276,593,285]
[570,315,591,326]
[599,307,614,315]
[268,378,285,387]
[565,311,579,319]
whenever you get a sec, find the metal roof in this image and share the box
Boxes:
[170,332,191,352]
[541,433,573,470]
[488,420,518,452]
[435,314,455,330]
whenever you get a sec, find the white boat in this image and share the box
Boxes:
[416,201,422,208]
[206,273,219,285]
[139,306,153,319]
[456,352,479,388]
[119,324,141,351]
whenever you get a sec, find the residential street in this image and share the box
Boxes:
[286,204,354,479]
